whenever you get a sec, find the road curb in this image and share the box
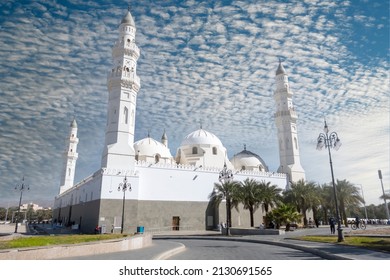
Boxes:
[153,242,186,260]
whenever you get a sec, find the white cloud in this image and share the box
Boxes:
[0,0,388,207]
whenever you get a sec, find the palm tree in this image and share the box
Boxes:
[259,181,282,214]
[283,179,318,226]
[318,183,334,224]
[265,203,302,231]
[239,178,262,227]
[209,180,241,229]
[336,179,364,226]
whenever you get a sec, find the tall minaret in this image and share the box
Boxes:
[59,119,79,194]
[101,8,141,170]
[274,60,305,183]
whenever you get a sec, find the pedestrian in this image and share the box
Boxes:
[329,217,335,234]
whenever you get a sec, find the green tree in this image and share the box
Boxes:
[258,181,282,214]
[336,179,363,226]
[265,204,302,231]
[209,180,241,229]
[283,179,318,226]
[239,178,261,227]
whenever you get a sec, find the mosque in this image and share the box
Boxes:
[53,8,305,234]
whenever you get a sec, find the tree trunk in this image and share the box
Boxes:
[249,207,254,227]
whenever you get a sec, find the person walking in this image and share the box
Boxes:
[329,217,335,234]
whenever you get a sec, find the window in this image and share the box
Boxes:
[155,154,160,163]
[241,166,246,171]
[124,107,129,124]
[192,147,198,154]
[294,137,298,150]
[212,147,217,155]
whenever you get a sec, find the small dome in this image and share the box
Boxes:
[121,10,135,26]
[276,61,286,75]
[180,129,223,147]
[231,147,269,172]
[70,119,77,128]
[134,137,172,158]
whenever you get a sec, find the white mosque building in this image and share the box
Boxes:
[53,8,305,234]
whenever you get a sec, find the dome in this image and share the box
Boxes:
[180,129,224,147]
[276,61,286,75]
[70,119,77,128]
[134,137,172,158]
[231,147,269,172]
[121,10,135,26]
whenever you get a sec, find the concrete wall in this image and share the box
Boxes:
[97,199,217,233]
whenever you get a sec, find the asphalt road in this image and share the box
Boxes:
[164,238,322,260]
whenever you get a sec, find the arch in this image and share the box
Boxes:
[294,137,298,150]
[241,166,246,171]
[155,154,161,163]
[124,106,129,124]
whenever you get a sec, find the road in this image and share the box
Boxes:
[164,238,322,260]
[59,237,323,260]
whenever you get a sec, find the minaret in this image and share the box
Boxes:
[274,60,305,183]
[101,8,141,170]
[59,119,79,194]
[161,130,168,147]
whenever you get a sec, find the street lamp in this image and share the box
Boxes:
[317,120,344,242]
[218,163,234,236]
[378,170,390,221]
[118,176,131,234]
[14,177,29,233]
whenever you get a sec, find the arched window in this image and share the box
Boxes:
[294,137,298,150]
[192,147,198,154]
[124,107,129,124]
[212,147,217,155]
[155,154,160,163]
[241,166,246,171]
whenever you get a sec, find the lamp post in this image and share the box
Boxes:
[317,120,344,242]
[218,163,234,236]
[378,170,390,220]
[118,176,131,234]
[14,177,29,233]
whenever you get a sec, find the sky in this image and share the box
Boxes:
[0,0,388,209]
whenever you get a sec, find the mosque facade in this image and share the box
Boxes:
[53,8,305,234]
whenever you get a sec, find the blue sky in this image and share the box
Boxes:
[0,0,388,208]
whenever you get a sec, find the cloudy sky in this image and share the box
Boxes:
[0,0,388,208]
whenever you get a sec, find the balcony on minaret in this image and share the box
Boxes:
[274,108,297,119]
[109,69,140,86]
[112,42,140,59]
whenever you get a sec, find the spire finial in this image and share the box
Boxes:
[244,144,246,151]
[200,120,203,130]
[147,129,150,138]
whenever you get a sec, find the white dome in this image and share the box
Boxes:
[181,129,223,147]
[134,137,172,158]
[231,148,269,172]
